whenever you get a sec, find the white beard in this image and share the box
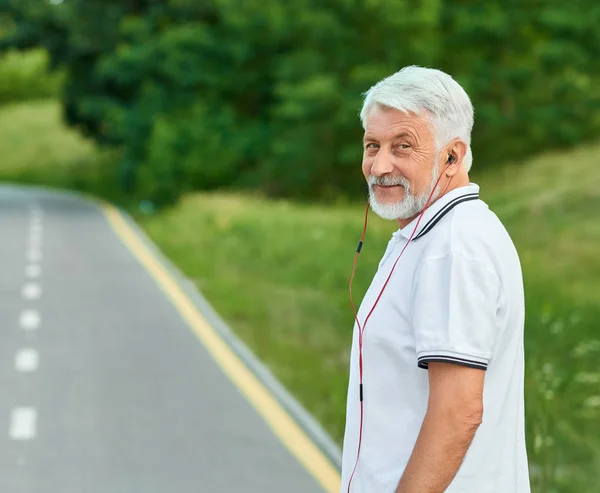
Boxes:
[368,163,441,221]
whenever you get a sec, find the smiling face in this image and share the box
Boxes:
[362,105,442,224]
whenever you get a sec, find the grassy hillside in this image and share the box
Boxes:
[0,100,123,201]
[0,100,95,174]
[1,99,599,493]
[0,49,63,104]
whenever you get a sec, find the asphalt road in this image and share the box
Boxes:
[0,185,331,493]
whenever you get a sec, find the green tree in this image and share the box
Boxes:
[2,0,600,206]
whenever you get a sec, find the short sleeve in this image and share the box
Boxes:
[412,253,502,371]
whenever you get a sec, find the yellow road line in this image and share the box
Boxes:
[100,202,341,493]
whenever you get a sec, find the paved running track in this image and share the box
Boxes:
[0,184,340,493]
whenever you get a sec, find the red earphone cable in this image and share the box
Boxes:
[346,200,370,493]
[346,166,451,492]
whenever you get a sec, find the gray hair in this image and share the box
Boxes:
[359,66,475,171]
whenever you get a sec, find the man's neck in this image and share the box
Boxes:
[396,175,470,229]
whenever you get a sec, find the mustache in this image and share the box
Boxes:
[368,175,410,189]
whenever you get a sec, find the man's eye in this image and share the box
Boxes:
[365,143,379,150]
[397,144,410,150]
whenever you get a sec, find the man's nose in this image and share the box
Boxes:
[370,148,394,176]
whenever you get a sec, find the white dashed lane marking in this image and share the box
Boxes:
[15,349,39,373]
[20,308,41,331]
[9,206,45,449]
[9,408,37,440]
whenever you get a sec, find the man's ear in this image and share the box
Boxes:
[442,139,468,175]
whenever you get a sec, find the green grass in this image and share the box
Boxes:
[0,49,64,104]
[1,99,599,493]
[0,100,95,174]
[0,99,125,202]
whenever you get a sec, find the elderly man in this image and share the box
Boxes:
[340,66,531,493]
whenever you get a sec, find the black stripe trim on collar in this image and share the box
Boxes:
[413,193,479,240]
[417,355,488,371]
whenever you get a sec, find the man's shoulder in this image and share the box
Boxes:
[454,198,511,240]
[423,199,518,265]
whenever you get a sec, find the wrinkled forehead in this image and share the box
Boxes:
[363,104,435,140]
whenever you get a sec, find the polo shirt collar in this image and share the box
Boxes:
[394,183,480,240]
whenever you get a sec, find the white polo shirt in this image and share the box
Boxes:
[340,183,531,493]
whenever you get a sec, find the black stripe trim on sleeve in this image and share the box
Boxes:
[413,193,479,240]
[418,355,488,371]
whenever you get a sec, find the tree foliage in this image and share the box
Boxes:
[1,0,600,205]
